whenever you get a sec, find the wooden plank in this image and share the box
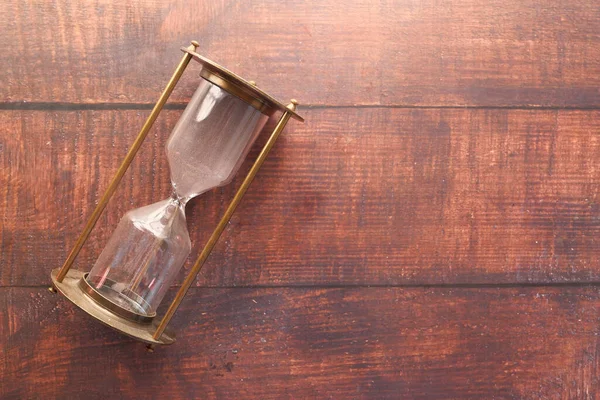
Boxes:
[2,0,600,106]
[1,286,599,398]
[2,108,600,286]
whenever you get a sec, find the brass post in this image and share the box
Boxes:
[153,100,299,340]
[55,41,199,282]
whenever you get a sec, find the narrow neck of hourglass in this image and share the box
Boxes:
[169,191,189,208]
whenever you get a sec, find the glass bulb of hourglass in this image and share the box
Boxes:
[86,79,268,317]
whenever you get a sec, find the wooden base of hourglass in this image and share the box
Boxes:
[50,268,176,345]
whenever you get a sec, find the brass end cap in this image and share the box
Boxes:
[191,40,200,48]
[48,286,57,294]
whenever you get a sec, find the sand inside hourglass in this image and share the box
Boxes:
[169,161,225,202]
[166,81,268,200]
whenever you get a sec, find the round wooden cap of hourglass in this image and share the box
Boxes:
[181,44,304,122]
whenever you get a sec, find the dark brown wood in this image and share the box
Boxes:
[3,0,600,396]
[2,0,600,106]
[2,287,599,399]
[2,109,600,287]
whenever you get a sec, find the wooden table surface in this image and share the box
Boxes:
[2,1,600,398]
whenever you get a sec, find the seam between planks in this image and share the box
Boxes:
[3,282,600,289]
[1,102,600,111]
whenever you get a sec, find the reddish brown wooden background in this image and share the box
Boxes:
[1,1,600,398]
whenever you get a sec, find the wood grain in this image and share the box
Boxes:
[3,0,600,396]
[2,0,600,106]
[2,108,600,286]
[2,286,599,399]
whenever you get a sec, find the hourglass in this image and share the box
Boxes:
[49,41,303,346]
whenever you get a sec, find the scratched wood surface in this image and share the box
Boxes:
[2,287,600,399]
[2,109,600,286]
[2,0,600,398]
[1,0,600,106]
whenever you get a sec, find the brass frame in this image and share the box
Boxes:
[50,40,303,346]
